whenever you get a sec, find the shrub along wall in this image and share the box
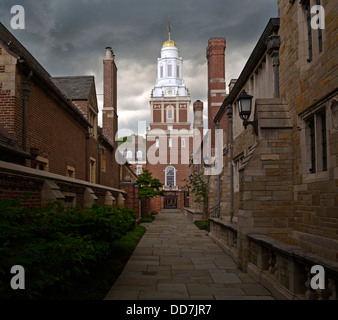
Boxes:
[0,197,136,299]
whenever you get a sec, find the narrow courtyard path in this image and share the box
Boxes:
[105,210,275,300]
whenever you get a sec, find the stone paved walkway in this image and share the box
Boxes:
[104,210,274,300]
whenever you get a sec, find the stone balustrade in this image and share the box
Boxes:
[247,234,338,300]
[209,218,238,263]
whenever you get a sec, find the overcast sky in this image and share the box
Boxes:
[0,0,278,136]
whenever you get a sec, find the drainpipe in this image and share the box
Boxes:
[226,106,234,224]
[98,143,102,185]
[85,131,90,182]
[22,71,33,152]
[215,121,220,218]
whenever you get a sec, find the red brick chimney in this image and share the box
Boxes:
[206,38,226,149]
[102,47,118,146]
[193,100,204,136]
[193,100,204,165]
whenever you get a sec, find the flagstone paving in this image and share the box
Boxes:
[104,210,275,300]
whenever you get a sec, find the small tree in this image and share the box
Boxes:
[183,172,208,212]
[136,170,164,217]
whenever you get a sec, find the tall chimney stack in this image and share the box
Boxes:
[193,100,204,132]
[193,100,204,166]
[102,47,117,146]
[206,38,226,149]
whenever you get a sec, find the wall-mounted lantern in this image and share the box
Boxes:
[238,90,258,135]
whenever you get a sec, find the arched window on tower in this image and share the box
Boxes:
[167,106,174,120]
[136,150,142,161]
[168,64,172,77]
[166,166,175,187]
[126,150,133,160]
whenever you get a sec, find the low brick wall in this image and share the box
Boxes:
[120,182,140,219]
[0,160,127,209]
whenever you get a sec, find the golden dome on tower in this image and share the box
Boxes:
[162,38,177,48]
[162,19,177,48]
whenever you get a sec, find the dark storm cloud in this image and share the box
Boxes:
[0,0,277,133]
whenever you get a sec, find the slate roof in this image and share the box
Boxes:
[0,22,90,128]
[214,18,280,123]
[0,23,50,79]
[51,76,94,100]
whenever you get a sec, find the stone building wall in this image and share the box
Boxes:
[278,0,338,261]
[234,99,295,270]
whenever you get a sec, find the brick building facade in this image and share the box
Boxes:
[0,22,139,214]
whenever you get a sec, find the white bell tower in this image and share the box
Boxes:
[146,20,192,193]
[152,22,189,98]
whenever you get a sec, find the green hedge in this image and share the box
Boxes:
[0,198,136,299]
[194,219,210,232]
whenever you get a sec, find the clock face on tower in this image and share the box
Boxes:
[167,89,173,95]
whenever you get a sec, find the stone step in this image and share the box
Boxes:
[161,209,181,214]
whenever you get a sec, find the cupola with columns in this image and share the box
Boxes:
[152,21,189,99]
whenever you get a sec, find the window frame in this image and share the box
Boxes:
[67,165,75,178]
[126,150,133,161]
[168,64,172,77]
[299,0,325,66]
[165,166,176,187]
[299,104,329,182]
[167,108,174,120]
[35,156,49,172]
[136,150,142,161]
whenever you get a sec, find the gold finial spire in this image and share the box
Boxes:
[162,16,177,48]
[167,16,171,40]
